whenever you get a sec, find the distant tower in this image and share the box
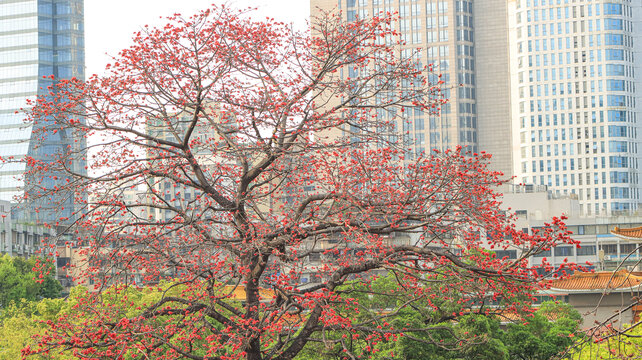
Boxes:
[310,0,479,156]
[0,0,86,223]
[310,0,642,217]
[508,0,642,216]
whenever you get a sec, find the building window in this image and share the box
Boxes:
[620,244,638,256]
[603,3,623,15]
[602,244,617,255]
[577,245,597,256]
[554,246,574,257]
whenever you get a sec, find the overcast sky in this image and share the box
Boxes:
[85,1,310,77]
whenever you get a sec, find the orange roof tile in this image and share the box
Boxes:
[222,285,275,301]
[550,270,642,291]
[495,310,566,323]
[611,226,642,239]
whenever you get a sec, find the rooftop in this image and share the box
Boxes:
[550,270,642,292]
[611,226,642,240]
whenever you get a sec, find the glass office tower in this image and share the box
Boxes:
[0,0,85,223]
[509,0,641,216]
[311,0,478,157]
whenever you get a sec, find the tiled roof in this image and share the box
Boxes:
[222,285,275,301]
[496,309,566,323]
[550,270,642,291]
[611,226,642,239]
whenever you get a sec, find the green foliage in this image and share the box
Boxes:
[0,298,69,360]
[296,274,582,360]
[502,302,581,360]
[0,269,583,360]
[1,282,246,359]
[571,325,642,359]
[0,255,63,359]
[0,255,62,308]
[385,313,509,360]
[0,284,181,359]
[376,302,581,360]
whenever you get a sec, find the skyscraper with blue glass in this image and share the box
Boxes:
[0,0,85,223]
[508,0,641,216]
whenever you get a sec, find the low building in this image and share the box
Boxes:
[0,200,55,258]
[499,185,642,272]
[545,270,642,328]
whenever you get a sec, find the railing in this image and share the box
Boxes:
[603,254,640,261]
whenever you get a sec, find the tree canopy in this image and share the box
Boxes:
[21,5,576,360]
[0,255,61,309]
[2,282,582,360]
[297,275,582,360]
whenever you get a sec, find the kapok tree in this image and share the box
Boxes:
[22,5,577,360]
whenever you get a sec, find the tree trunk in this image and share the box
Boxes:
[245,253,265,360]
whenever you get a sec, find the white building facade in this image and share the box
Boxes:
[508,0,642,216]
[501,186,642,272]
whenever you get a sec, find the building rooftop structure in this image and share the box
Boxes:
[611,226,642,240]
[546,270,642,326]
[550,270,642,292]
[498,186,642,272]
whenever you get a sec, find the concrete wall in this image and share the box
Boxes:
[475,0,514,177]
[568,292,636,328]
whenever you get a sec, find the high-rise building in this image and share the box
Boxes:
[475,0,514,177]
[0,0,85,223]
[311,0,479,156]
[508,0,642,216]
[311,0,642,217]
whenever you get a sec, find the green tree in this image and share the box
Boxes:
[295,274,582,360]
[571,325,642,359]
[0,255,61,308]
[385,312,509,360]
[502,302,581,360]
[0,298,68,360]
[0,284,204,359]
[12,283,244,359]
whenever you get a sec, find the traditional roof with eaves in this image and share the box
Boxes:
[546,270,642,294]
[611,226,642,241]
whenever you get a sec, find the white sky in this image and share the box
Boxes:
[85,1,310,77]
